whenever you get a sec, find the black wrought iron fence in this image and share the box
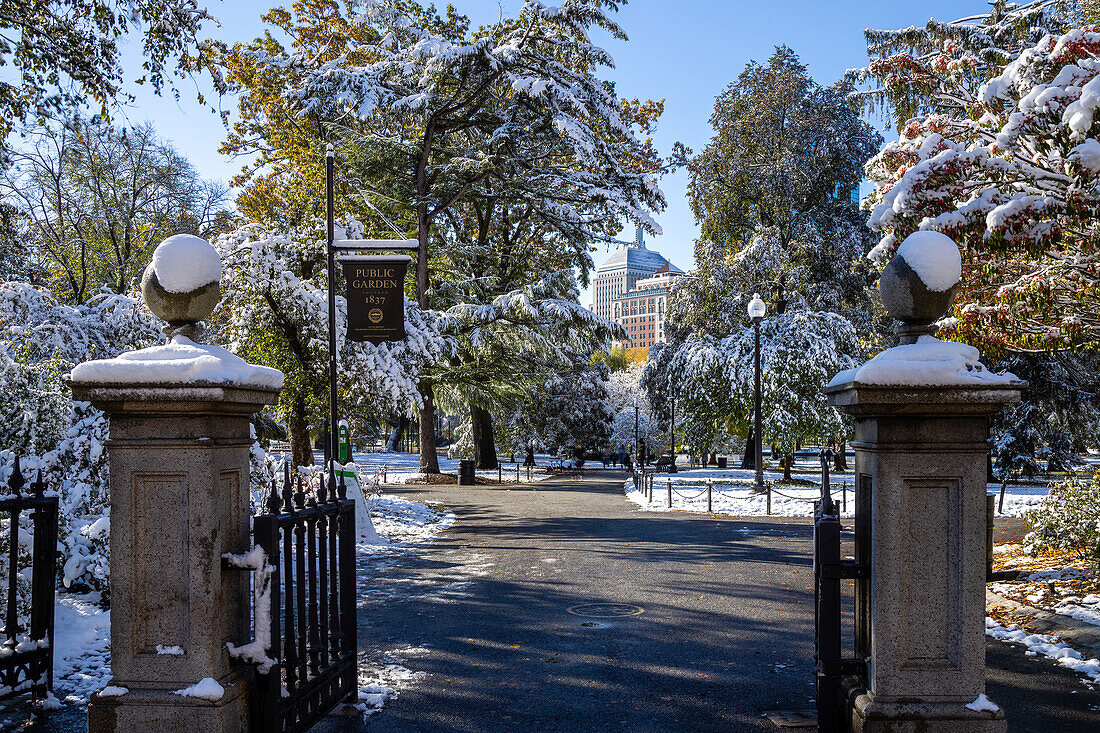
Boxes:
[812,456,867,733]
[0,457,58,704]
[248,464,357,732]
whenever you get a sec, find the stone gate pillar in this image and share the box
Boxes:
[824,231,1023,732]
[69,235,283,733]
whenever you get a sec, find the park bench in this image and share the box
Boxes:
[653,452,676,471]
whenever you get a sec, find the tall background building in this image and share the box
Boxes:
[590,228,683,349]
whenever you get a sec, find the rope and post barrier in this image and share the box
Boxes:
[667,478,672,508]
[707,481,713,513]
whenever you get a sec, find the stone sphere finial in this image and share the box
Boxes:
[141,234,222,342]
[879,231,962,345]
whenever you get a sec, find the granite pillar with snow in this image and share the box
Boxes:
[824,231,1023,732]
[68,235,284,733]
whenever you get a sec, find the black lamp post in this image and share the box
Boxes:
[668,384,677,473]
[748,292,767,494]
[634,402,639,461]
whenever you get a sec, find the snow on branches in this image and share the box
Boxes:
[667,310,861,457]
[214,224,455,412]
[0,281,162,592]
[266,0,664,242]
[862,22,1100,352]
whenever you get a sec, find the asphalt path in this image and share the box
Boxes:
[338,471,1100,732]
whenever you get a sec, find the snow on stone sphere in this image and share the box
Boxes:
[150,235,222,293]
[896,231,961,292]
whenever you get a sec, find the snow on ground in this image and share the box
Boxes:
[986,618,1100,687]
[991,565,1100,629]
[354,646,431,717]
[275,450,556,486]
[624,458,1056,518]
[46,491,454,720]
[52,592,111,705]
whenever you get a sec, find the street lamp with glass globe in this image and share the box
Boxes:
[748,292,766,494]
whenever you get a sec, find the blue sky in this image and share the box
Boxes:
[118,0,988,303]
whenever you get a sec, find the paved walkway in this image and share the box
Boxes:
[341,472,1100,732]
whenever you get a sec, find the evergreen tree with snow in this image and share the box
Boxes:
[656,47,876,472]
[205,0,664,473]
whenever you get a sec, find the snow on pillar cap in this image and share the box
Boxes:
[896,230,961,292]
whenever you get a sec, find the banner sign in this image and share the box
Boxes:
[340,256,409,344]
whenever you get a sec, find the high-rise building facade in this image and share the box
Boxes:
[589,227,672,322]
[590,228,683,349]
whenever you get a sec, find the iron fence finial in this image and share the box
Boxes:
[9,456,24,495]
[267,476,281,514]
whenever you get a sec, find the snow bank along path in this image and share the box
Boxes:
[624,464,1049,518]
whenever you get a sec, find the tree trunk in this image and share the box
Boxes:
[471,403,498,469]
[386,416,408,452]
[740,427,755,469]
[287,393,313,469]
[770,443,779,460]
[418,383,440,474]
[782,454,793,482]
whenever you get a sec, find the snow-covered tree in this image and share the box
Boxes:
[678,45,880,259]
[989,351,1099,479]
[504,363,613,459]
[0,281,161,592]
[605,362,663,454]
[856,10,1100,352]
[850,1,1076,128]
[673,46,883,354]
[208,0,665,473]
[213,224,456,468]
[435,269,624,468]
[666,310,861,478]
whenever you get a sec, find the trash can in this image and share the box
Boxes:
[717,456,727,468]
[458,459,476,485]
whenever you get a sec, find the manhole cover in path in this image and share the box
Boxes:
[567,603,644,618]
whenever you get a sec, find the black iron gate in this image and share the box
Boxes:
[247,464,357,732]
[812,451,868,733]
[0,457,58,704]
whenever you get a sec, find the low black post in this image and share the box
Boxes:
[666,478,672,508]
[986,494,995,581]
[707,481,713,513]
